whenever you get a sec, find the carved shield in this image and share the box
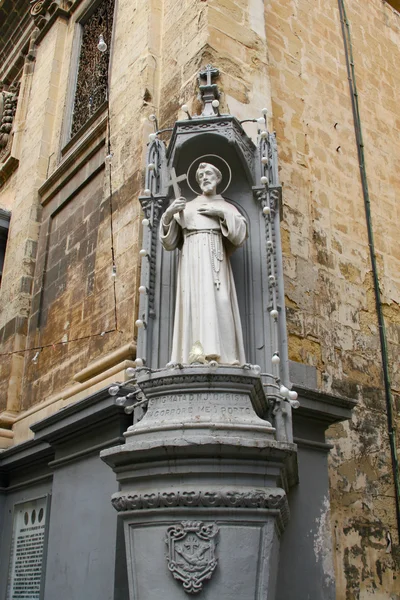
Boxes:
[165,521,219,594]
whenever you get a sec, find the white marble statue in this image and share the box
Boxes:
[160,162,248,365]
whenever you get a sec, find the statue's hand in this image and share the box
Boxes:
[197,207,224,219]
[163,197,186,224]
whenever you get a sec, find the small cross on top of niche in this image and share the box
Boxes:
[199,64,219,87]
[198,64,220,117]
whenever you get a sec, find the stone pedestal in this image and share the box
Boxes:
[101,367,297,600]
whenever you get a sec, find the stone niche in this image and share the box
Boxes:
[137,112,288,384]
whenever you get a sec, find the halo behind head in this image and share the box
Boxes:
[187,154,232,195]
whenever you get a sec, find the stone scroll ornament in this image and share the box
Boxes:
[29,0,73,31]
[165,521,219,594]
[0,83,20,162]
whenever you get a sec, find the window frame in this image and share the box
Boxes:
[60,0,115,158]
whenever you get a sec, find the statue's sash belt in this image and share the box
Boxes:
[183,229,221,238]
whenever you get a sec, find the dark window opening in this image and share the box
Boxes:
[0,209,11,287]
[385,0,400,12]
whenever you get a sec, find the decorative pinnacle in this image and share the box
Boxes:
[198,64,220,117]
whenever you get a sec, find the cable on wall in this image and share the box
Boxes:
[102,0,119,333]
[338,0,400,540]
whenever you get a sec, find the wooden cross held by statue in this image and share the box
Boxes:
[167,167,187,228]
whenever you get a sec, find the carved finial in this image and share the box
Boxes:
[199,64,219,87]
[198,65,220,117]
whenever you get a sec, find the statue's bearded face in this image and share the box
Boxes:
[197,165,219,195]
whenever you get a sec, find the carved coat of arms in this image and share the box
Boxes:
[165,521,219,594]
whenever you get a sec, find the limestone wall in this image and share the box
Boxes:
[265,0,400,596]
[0,19,69,423]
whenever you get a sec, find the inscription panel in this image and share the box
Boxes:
[145,392,253,423]
[7,497,49,600]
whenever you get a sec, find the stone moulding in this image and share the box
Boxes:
[111,488,289,525]
[139,195,167,317]
[0,155,19,189]
[138,370,262,388]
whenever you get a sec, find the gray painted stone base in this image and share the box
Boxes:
[120,508,280,600]
[102,368,297,600]
[0,377,355,600]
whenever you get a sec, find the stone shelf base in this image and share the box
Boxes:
[101,367,297,600]
[125,366,276,445]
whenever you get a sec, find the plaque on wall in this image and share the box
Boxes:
[6,496,50,600]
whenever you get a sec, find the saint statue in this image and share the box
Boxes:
[160,162,248,365]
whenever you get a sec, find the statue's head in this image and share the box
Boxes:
[196,162,222,195]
